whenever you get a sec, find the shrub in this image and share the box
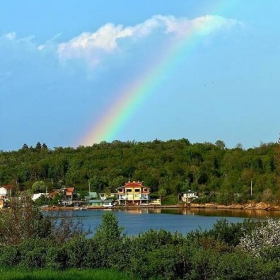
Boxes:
[238,218,280,257]
[0,197,52,245]
[92,211,125,268]
[0,245,21,267]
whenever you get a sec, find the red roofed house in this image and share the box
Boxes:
[116,181,150,206]
[64,187,75,202]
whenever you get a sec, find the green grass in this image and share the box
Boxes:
[0,268,136,280]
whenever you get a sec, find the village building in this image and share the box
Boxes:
[59,187,77,206]
[0,185,13,209]
[84,191,114,208]
[116,181,150,206]
[179,190,198,203]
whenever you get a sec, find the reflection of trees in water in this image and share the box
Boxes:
[151,208,280,219]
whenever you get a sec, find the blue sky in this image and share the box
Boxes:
[0,0,279,151]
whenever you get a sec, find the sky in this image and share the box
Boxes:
[0,0,279,151]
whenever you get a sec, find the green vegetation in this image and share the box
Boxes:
[0,268,135,280]
[1,138,279,204]
[1,199,280,279]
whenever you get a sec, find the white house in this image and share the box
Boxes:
[180,190,198,203]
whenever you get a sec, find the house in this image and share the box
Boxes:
[0,185,13,208]
[0,185,12,199]
[60,187,77,206]
[116,181,150,206]
[65,187,75,200]
[32,193,46,201]
[180,190,198,203]
[149,199,161,205]
[85,192,114,208]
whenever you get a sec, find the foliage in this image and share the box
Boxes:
[32,181,46,193]
[1,210,280,279]
[0,268,135,280]
[238,218,280,257]
[0,197,52,245]
[0,139,278,205]
[92,211,126,269]
[0,196,85,247]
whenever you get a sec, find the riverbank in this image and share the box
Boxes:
[190,202,280,211]
[41,201,280,212]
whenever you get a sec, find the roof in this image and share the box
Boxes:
[124,181,148,188]
[66,191,73,196]
[117,181,150,192]
[88,192,98,198]
[2,185,13,190]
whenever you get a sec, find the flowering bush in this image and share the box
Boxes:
[238,218,280,257]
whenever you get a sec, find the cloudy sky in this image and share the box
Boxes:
[0,0,279,151]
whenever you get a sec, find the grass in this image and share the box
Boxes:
[0,268,136,280]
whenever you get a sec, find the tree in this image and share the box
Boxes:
[32,181,46,193]
[93,212,124,268]
[0,196,52,245]
[158,188,167,202]
[215,140,226,149]
[35,142,42,151]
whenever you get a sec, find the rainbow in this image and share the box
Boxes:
[78,10,234,146]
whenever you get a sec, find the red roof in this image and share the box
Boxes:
[66,187,75,192]
[125,181,143,187]
[123,181,149,189]
[2,185,13,190]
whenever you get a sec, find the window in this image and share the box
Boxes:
[135,189,140,192]
[126,189,132,192]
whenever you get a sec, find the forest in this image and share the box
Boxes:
[0,138,279,204]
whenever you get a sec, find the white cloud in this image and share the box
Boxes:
[4,32,16,40]
[57,15,242,67]
[0,15,242,73]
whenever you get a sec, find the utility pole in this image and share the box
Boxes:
[250,180,253,197]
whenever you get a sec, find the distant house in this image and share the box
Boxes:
[0,185,13,209]
[0,185,12,198]
[149,199,161,205]
[48,190,60,199]
[32,193,46,201]
[180,190,198,203]
[65,187,75,200]
[116,181,150,206]
[60,187,77,206]
[0,187,8,200]
[85,191,114,208]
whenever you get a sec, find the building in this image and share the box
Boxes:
[85,192,114,208]
[60,187,77,206]
[0,185,13,208]
[116,181,150,206]
[179,190,198,203]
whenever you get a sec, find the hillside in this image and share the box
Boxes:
[0,139,279,204]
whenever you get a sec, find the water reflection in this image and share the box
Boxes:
[120,207,280,219]
[54,207,280,236]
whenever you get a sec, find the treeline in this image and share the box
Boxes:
[0,139,279,204]
[1,200,280,279]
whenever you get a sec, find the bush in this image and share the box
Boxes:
[0,197,52,245]
[0,245,21,267]
[238,218,280,257]
[92,211,125,269]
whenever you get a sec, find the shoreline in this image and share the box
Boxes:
[41,202,280,212]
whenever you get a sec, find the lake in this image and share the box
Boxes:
[63,207,280,235]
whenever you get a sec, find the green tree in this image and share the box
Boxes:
[32,181,46,193]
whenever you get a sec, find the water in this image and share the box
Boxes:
[58,207,280,236]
